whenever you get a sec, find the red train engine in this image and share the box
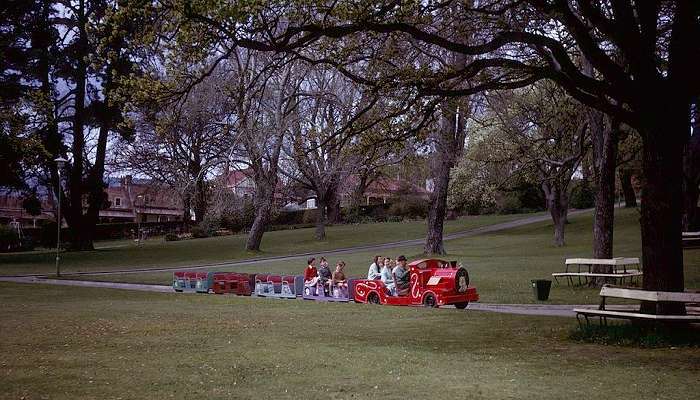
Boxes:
[353,258,478,308]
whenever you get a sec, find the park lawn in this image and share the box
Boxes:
[0,213,530,276]
[1,283,698,400]
[74,208,700,305]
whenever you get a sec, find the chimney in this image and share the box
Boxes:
[122,175,133,188]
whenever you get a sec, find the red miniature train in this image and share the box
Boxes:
[173,258,478,309]
[353,259,478,308]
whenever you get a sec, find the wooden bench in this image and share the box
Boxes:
[573,285,700,327]
[682,232,700,248]
[553,258,642,286]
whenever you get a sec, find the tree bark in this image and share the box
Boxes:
[545,184,569,247]
[315,196,327,240]
[246,195,272,251]
[326,185,341,224]
[592,121,618,260]
[245,168,278,251]
[66,0,93,251]
[425,158,451,255]
[639,102,687,314]
[619,169,638,208]
[193,174,207,223]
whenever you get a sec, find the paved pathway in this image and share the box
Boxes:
[1,209,599,318]
[6,208,592,279]
[1,275,591,317]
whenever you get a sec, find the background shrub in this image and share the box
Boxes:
[570,180,595,209]
[388,197,429,219]
[164,232,179,241]
[190,224,210,238]
[302,209,318,224]
[0,225,20,252]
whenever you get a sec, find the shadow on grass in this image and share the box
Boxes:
[570,323,700,348]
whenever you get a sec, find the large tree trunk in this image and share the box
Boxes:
[592,121,618,260]
[182,194,192,224]
[83,123,109,244]
[193,175,207,223]
[326,185,341,224]
[246,196,272,251]
[315,196,327,240]
[425,158,451,255]
[619,169,638,208]
[66,0,93,251]
[639,102,687,314]
[544,183,569,247]
[246,171,278,251]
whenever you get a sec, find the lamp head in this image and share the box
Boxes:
[54,157,67,169]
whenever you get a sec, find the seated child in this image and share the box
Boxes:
[304,257,318,286]
[380,257,395,294]
[317,257,332,294]
[332,261,348,296]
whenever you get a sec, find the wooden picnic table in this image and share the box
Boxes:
[564,257,640,273]
[553,257,642,286]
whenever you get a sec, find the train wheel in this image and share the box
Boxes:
[423,293,438,308]
[454,302,469,309]
[368,292,380,305]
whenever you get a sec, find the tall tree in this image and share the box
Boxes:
[485,83,589,246]
[219,50,301,251]
[286,66,362,240]
[424,98,468,254]
[115,74,232,223]
[1,0,140,250]
[173,0,698,301]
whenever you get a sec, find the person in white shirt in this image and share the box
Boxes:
[367,255,383,280]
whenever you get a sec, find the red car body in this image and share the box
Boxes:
[353,258,479,308]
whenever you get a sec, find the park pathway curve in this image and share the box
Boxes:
[6,208,592,278]
[1,208,600,317]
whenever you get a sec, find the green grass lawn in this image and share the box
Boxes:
[74,208,700,305]
[0,283,698,400]
[0,213,529,276]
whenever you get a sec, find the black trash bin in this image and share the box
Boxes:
[531,279,552,301]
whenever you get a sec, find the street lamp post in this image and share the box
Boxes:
[54,157,67,277]
[137,194,144,245]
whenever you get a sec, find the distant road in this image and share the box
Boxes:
[6,208,592,278]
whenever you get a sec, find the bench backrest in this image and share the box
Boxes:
[600,285,700,303]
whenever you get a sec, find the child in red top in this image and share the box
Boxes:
[304,257,318,284]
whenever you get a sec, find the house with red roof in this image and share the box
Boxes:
[101,176,184,223]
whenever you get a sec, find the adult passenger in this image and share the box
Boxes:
[393,255,410,296]
[367,255,383,280]
[380,257,395,294]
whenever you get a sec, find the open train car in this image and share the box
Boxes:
[254,274,303,299]
[210,272,253,296]
[172,271,209,293]
[173,271,253,295]
[302,278,357,302]
[353,259,479,308]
